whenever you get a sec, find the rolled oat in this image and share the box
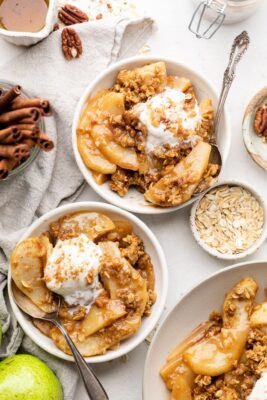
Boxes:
[195,185,264,254]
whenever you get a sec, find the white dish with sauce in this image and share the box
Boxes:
[72,55,231,214]
[0,0,57,46]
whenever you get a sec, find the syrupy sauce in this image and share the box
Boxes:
[0,0,49,32]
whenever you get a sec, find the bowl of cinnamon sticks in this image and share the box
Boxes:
[0,81,54,180]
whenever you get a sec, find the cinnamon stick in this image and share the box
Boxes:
[17,117,36,124]
[22,139,36,148]
[36,133,54,152]
[0,126,21,142]
[0,159,9,179]
[0,86,21,112]
[21,129,39,140]
[10,98,52,116]
[0,108,41,125]
[0,144,30,161]
[1,132,23,144]
[14,124,40,135]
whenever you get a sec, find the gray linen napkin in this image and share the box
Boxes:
[0,16,154,399]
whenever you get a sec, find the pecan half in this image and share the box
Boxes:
[58,4,89,26]
[254,106,267,136]
[61,28,83,60]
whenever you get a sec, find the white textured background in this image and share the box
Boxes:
[1,1,267,399]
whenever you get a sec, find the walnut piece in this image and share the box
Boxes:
[254,105,267,136]
[61,28,83,61]
[58,4,89,26]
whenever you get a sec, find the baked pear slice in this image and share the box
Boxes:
[184,278,258,376]
[77,91,125,131]
[250,302,267,328]
[77,132,116,174]
[144,141,211,207]
[167,76,192,92]
[90,124,139,171]
[79,300,127,338]
[50,211,115,241]
[11,235,56,313]
[170,371,194,400]
[50,242,148,357]
[160,322,214,384]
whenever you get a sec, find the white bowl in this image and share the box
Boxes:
[8,202,168,363]
[72,55,231,214]
[0,0,57,46]
[190,180,267,260]
[143,260,267,400]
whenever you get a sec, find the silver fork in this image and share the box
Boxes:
[11,281,109,400]
[189,0,228,39]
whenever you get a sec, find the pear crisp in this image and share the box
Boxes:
[76,61,220,207]
[194,185,264,255]
[161,278,267,400]
[11,211,156,357]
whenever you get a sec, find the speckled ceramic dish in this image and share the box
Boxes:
[243,86,267,171]
[190,180,267,260]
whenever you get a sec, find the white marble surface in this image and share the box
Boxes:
[2,1,267,399]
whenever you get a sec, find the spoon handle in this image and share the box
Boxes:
[53,319,109,400]
[213,31,250,141]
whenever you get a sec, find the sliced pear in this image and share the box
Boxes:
[77,132,116,174]
[97,92,125,115]
[171,374,193,400]
[51,313,141,357]
[11,236,56,313]
[92,171,109,185]
[50,211,115,241]
[80,300,126,337]
[91,124,139,171]
[77,89,108,131]
[250,302,267,328]
[167,76,192,92]
[50,241,148,356]
[145,141,211,206]
[160,322,214,382]
[184,278,258,376]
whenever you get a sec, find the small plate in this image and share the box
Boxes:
[190,180,267,260]
[243,86,267,171]
[143,260,267,400]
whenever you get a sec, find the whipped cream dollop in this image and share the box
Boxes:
[44,234,102,308]
[247,373,267,400]
[133,87,202,152]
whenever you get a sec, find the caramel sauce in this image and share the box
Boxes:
[0,0,49,32]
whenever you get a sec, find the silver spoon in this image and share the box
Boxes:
[199,31,250,184]
[11,281,109,400]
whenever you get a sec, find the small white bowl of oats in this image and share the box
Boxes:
[190,181,267,260]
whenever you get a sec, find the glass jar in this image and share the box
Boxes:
[191,0,264,24]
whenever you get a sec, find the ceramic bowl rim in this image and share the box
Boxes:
[143,259,267,399]
[72,55,232,215]
[8,201,168,363]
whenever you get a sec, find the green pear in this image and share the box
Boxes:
[0,354,63,400]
